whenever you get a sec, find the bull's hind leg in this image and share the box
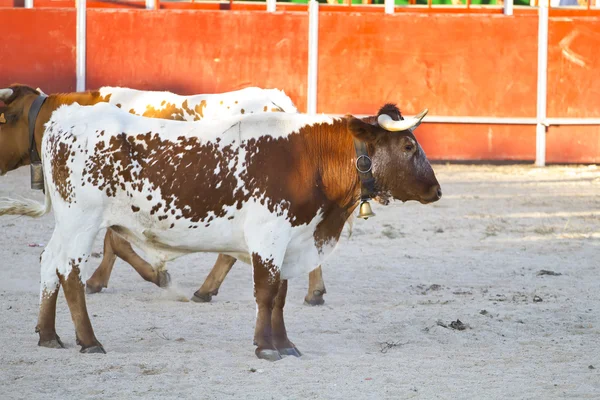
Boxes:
[304,265,327,306]
[36,243,63,349]
[191,254,237,302]
[46,223,105,353]
[272,280,301,357]
[60,263,105,353]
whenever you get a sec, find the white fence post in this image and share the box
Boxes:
[307,0,319,115]
[267,0,276,12]
[76,0,86,92]
[503,0,513,15]
[385,0,395,14]
[24,0,34,8]
[536,4,549,166]
[146,0,154,9]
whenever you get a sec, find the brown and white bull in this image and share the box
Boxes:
[0,99,441,360]
[0,84,328,305]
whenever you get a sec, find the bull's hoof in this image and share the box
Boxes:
[304,290,325,306]
[191,291,212,303]
[38,335,65,349]
[80,344,106,354]
[157,270,171,288]
[85,283,104,294]
[278,347,302,357]
[256,348,282,361]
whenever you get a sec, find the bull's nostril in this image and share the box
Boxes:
[436,187,442,199]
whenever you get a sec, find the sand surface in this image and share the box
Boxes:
[0,164,599,399]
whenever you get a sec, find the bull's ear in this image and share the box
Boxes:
[347,117,382,144]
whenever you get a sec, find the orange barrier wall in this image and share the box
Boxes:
[85,10,309,111]
[318,13,539,117]
[0,8,599,163]
[0,9,76,92]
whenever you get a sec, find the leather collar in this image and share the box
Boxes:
[28,94,48,164]
[353,138,376,202]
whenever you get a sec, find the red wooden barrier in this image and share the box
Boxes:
[0,7,599,162]
[0,9,76,92]
[86,10,309,111]
[317,13,538,117]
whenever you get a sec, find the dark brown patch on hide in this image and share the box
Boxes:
[48,130,75,204]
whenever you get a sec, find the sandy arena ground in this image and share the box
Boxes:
[0,164,598,399]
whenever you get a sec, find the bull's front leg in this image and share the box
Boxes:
[252,252,282,361]
[272,279,301,356]
[304,265,327,306]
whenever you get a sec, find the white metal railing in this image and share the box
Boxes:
[76,0,86,92]
[337,115,600,127]
[536,4,549,166]
[307,0,319,115]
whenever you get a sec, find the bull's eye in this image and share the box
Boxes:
[404,144,414,152]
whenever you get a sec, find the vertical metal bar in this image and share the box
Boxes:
[503,0,513,15]
[267,0,276,12]
[307,0,319,115]
[536,5,549,167]
[384,0,394,14]
[76,0,86,92]
[24,0,33,8]
[154,0,160,10]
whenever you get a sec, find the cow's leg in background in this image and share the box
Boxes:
[85,231,117,294]
[191,254,237,302]
[272,280,301,356]
[36,240,63,348]
[304,265,327,306]
[86,229,171,294]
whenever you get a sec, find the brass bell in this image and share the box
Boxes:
[357,200,375,220]
[30,162,44,191]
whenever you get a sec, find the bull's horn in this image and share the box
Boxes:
[36,87,46,95]
[0,88,14,101]
[377,108,428,132]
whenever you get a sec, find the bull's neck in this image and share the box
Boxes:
[30,91,109,157]
[310,118,363,215]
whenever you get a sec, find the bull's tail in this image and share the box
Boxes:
[0,180,52,218]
